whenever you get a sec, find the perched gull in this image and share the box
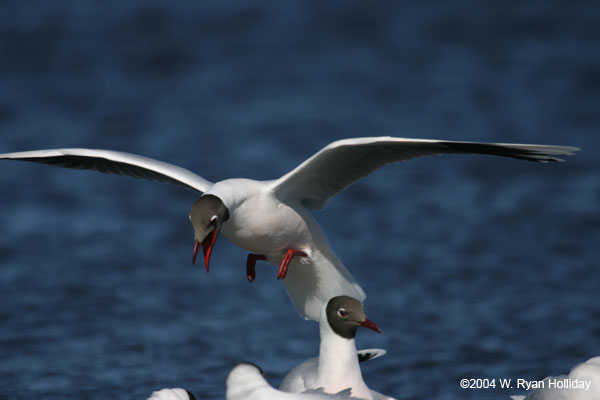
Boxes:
[148,351,386,400]
[0,137,579,320]
[280,296,395,400]
[510,356,600,400]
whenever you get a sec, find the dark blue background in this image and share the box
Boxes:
[1,1,598,399]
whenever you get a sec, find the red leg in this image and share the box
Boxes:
[246,253,266,283]
[277,249,307,280]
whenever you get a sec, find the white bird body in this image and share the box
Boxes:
[280,357,320,393]
[211,178,314,257]
[315,306,372,399]
[279,354,393,400]
[0,137,579,320]
[227,363,366,400]
[280,298,394,400]
[206,178,366,319]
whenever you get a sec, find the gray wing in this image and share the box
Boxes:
[270,137,579,210]
[0,148,212,193]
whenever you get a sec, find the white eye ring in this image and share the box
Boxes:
[210,215,218,224]
[337,308,347,318]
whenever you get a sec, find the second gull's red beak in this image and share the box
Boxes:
[360,317,382,333]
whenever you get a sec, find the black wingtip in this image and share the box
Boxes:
[186,390,197,400]
[358,351,375,362]
[442,142,579,163]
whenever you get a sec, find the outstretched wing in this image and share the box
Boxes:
[271,137,579,210]
[0,148,212,193]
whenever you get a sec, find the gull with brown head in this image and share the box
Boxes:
[0,137,579,320]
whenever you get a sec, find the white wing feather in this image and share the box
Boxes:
[0,148,212,193]
[271,137,579,210]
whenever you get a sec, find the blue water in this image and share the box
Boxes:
[1,1,599,399]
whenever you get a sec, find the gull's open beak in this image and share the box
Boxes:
[192,229,219,272]
[360,317,382,334]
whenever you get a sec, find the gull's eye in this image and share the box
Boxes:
[210,215,219,225]
[337,308,348,318]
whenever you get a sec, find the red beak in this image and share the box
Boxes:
[192,231,217,272]
[360,318,382,333]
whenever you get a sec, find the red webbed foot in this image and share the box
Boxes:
[277,249,307,280]
[246,253,266,283]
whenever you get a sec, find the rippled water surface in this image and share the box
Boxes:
[1,2,599,399]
